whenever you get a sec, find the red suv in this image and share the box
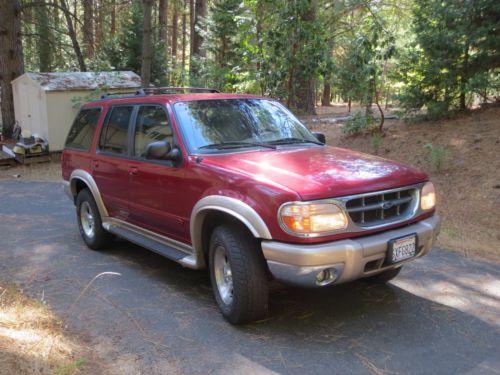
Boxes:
[62,88,441,324]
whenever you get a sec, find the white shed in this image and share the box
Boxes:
[11,71,141,151]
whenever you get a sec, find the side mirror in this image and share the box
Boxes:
[145,141,181,161]
[312,132,326,144]
[145,141,171,160]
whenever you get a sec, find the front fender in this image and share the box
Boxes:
[190,195,272,267]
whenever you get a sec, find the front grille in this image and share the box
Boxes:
[345,187,417,226]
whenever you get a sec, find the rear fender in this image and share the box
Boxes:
[69,169,109,219]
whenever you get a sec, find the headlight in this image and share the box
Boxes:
[279,202,348,236]
[420,182,436,210]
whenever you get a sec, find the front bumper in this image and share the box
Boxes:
[262,215,441,287]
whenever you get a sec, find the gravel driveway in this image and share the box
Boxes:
[0,180,499,374]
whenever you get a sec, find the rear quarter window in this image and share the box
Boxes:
[65,108,101,150]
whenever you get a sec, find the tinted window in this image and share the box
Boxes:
[134,106,174,158]
[99,106,133,155]
[65,108,101,150]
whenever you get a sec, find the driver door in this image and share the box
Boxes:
[126,105,190,243]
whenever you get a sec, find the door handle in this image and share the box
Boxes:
[128,167,139,176]
[91,160,99,170]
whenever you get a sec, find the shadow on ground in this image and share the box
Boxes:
[0,180,499,374]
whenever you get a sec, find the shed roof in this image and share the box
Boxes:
[19,71,141,91]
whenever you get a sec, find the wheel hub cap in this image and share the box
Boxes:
[80,201,95,238]
[214,245,233,305]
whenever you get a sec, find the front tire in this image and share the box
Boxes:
[209,224,269,324]
[76,189,113,250]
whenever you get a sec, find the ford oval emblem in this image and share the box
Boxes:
[381,201,394,209]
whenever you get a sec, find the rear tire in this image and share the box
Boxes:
[209,224,269,324]
[76,189,113,250]
[366,267,402,283]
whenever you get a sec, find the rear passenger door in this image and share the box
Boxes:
[92,105,134,221]
[126,105,190,243]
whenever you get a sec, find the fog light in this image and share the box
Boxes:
[315,268,338,286]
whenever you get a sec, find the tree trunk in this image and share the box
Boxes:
[159,0,168,50]
[83,0,94,58]
[295,0,317,115]
[141,0,153,86]
[191,0,207,77]
[374,81,384,132]
[189,0,194,70]
[348,97,351,112]
[110,0,116,36]
[459,42,469,111]
[365,76,374,116]
[59,0,86,71]
[181,0,187,77]
[171,0,179,71]
[36,2,51,71]
[256,0,264,94]
[322,79,331,106]
[95,0,104,48]
[0,0,24,139]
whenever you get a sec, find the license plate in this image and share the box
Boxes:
[387,234,417,264]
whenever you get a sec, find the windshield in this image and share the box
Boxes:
[173,99,319,152]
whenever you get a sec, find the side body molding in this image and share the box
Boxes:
[69,169,109,218]
[190,195,272,268]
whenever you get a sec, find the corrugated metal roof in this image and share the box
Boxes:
[25,71,141,91]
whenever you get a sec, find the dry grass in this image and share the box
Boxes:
[0,282,88,375]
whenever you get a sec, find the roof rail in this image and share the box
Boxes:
[99,87,219,100]
[141,87,220,94]
[100,90,145,99]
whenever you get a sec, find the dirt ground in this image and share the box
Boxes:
[0,282,102,374]
[306,104,500,262]
[1,104,498,262]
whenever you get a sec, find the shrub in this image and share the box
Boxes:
[341,110,375,135]
[424,143,448,172]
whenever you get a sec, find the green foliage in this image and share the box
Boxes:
[262,0,329,106]
[424,143,448,172]
[371,132,382,154]
[54,358,87,375]
[198,0,259,91]
[15,0,499,118]
[398,0,500,117]
[341,110,375,135]
[113,2,167,84]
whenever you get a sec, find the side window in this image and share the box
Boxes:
[65,108,101,150]
[99,106,133,155]
[134,106,174,158]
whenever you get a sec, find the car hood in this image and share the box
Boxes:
[201,146,428,200]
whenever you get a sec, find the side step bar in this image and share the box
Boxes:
[103,220,198,268]
[108,226,187,261]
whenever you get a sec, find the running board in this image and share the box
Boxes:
[103,221,198,268]
[108,225,187,260]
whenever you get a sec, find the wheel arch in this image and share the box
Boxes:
[69,169,109,218]
[190,196,272,268]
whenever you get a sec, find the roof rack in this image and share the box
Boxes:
[99,87,219,100]
[100,91,140,99]
[139,87,220,94]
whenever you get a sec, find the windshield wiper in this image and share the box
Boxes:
[266,137,323,145]
[199,141,276,150]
